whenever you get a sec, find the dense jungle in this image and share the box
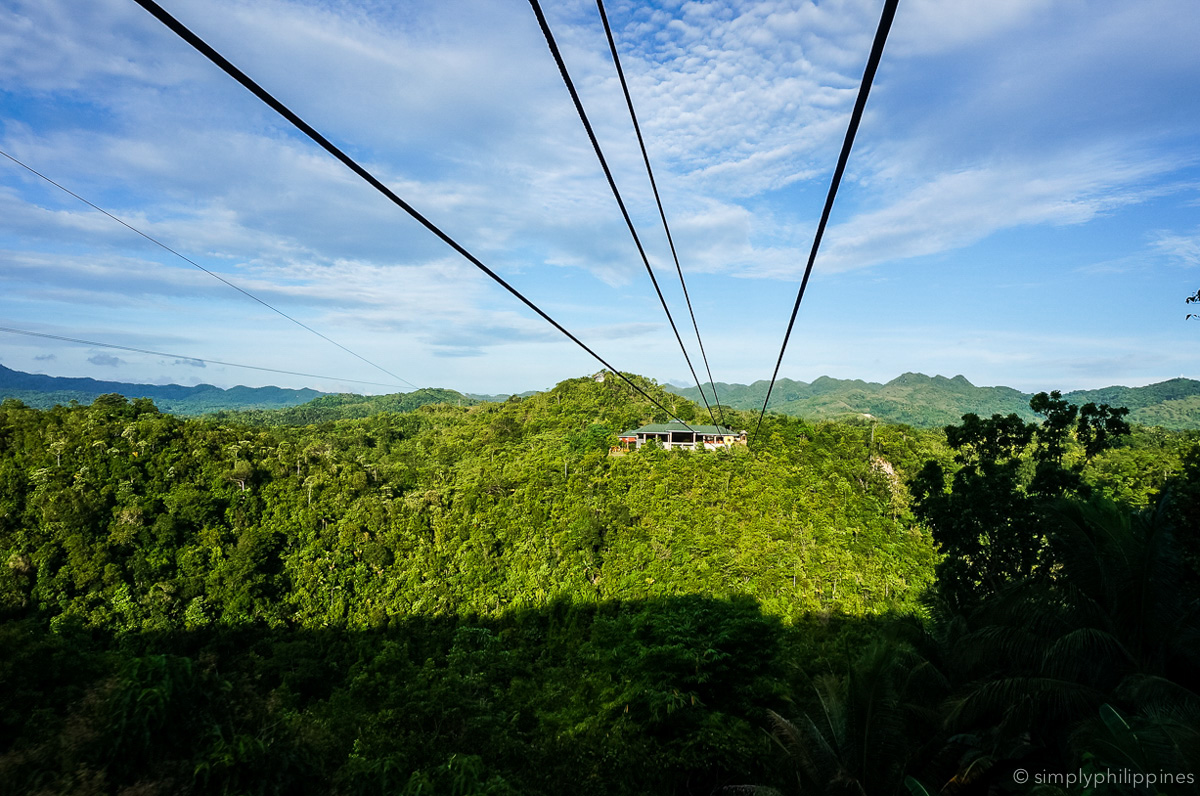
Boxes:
[1,375,1197,795]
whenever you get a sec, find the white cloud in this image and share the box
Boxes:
[606,0,877,196]
[1151,229,1200,268]
[889,0,1058,56]
[805,146,1185,275]
[0,0,202,92]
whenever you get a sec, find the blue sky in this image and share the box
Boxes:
[1,0,1198,395]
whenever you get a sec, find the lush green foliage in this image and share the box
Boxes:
[762,397,1200,796]
[0,378,941,626]
[2,379,1196,794]
[0,378,940,793]
[0,597,791,795]
[775,488,1200,796]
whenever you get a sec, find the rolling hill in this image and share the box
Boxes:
[666,373,1200,429]
[213,388,480,425]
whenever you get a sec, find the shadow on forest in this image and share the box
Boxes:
[1,594,916,796]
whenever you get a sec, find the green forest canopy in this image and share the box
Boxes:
[1,376,1197,794]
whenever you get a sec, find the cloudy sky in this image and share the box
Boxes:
[1,0,1198,396]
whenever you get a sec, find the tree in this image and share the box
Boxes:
[911,392,1130,609]
[1160,444,1200,590]
[1027,392,1129,498]
[768,636,948,796]
[1188,288,1200,319]
[911,412,1039,608]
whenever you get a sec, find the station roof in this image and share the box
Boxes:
[619,423,740,436]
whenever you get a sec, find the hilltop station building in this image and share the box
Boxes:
[616,422,747,451]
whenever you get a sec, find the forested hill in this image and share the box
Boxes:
[215,388,480,425]
[0,374,944,792]
[665,373,1200,429]
[0,373,941,622]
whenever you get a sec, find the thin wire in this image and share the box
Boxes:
[753,0,899,442]
[0,325,406,389]
[527,0,718,429]
[0,147,420,391]
[130,0,693,430]
[594,0,725,427]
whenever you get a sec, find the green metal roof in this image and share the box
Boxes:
[619,423,740,436]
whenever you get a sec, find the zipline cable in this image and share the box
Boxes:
[130,0,694,430]
[0,326,408,389]
[594,0,726,426]
[527,0,719,429]
[0,147,420,391]
[752,0,899,442]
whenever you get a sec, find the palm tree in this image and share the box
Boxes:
[768,636,948,796]
[1070,703,1200,794]
[928,496,1200,793]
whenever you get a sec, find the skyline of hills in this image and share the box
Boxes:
[665,372,1200,430]
[0,363,326,415]
[4,363,1200,429]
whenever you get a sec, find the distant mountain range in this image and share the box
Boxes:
[0,363,330,415]
[5,363,1200,429]
[663,373,1200,430]
[0,363,517,420]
